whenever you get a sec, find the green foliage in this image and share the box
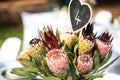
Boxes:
[93,50,100,72]
[0,26,23,51]
[10,26,119,80]
[11,39,119,80]
[84,50,119,80]
[11,67,39,76]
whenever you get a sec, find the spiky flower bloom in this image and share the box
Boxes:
[78,24,94,54]
[39,26,60,50]
[17,49,30,66]
[60,31,76,48]
[46,49,69,77]
[77,54,93,74]
[29,38,46,59]
[95,32,113,57]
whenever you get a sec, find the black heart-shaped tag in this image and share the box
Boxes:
[69,0,92,31]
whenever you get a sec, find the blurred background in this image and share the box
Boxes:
[0,0,120,65]
[0,0,120,48]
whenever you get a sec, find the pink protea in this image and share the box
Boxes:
[46,49,69,77]
[95,32,113,57]
[77,54,93,74]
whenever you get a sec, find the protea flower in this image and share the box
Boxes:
[39,26,60,50]
[95,32,113,57]
[46,49,69,78]
[29,38,46,59]
[78,24,94,54]
[77,54,93,74]
[60,31,76,48]
[17,49,30,66]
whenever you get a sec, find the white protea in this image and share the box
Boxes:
[29,38,46,59]
[60,31,76,48]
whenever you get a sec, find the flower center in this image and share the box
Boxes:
[51,53,62,61]
[82,57,89,63]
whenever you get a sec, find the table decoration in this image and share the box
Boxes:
[10,0,119,80]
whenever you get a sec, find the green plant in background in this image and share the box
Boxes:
[0,26,23,51]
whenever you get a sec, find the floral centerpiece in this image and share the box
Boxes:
[11,23,119,80]
[11,0,119,80]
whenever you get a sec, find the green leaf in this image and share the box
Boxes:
[11,67,39,76]
[84,73,93,80]
[93,50,100,73]
[100,50,112,66]
[66,51,75,58]
[61,41,70,51]
[98,56,119,72]
[56,28,60,42]
[41,57,53,76]
[35,55,46,67]
[19,58,37,67]
[11,69,30,76]
[42,76,60,80]
[43,26,47,32]
[74,44,78,54]
[67,76,73,80]
[68,55,79,79]
[85,71,104,80]
[93,71,104,79]
[69,41,75,51]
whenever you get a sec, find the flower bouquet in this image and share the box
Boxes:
[10,0,119,79]
[11,24,119,80]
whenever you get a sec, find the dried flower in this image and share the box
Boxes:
[40,26,60,50]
